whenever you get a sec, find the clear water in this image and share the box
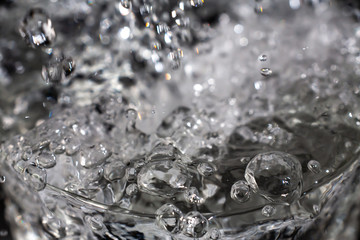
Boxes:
[0,0,360,239]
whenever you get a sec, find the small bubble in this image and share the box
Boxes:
[230,180,251,203]
[126,108,138,121]
[126,183,138,196]
[258,54,267,62]
[0,176,5,183]
[184,187,202,204]
[21,146,32,161]
[307,160,321,174]
[262,205,276,217]
[209,228,221,239]
[120,0,131,9]
[260,67,273,77]
[190,0,204,7]
[62,57,75,77]
[87,215,104,231]
[156,203,183,234]
[197,162,215,177]
[182,211,208,238]
[23,164,47,191]
[36,151,56,168]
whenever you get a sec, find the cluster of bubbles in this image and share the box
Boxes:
[0,0,360,239]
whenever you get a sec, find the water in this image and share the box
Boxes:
[0,0,360,239]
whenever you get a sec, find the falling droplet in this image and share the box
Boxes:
[156,203,183,234]
[307,160,321,174]
[260,67,273,77]
[261,205,276,217]
[19,8,56,48]
[181,211,208,238]
[258,54,267,62]
[230,180,251,203]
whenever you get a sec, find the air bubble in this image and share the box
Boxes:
[209,228,221,239]
[258,54,267,62]
[261,205,276,217]
[184,187,202,204]
[19,8,56,48]
[120,0,131,9]
[126,109,137,121]
[126,183,138,196]
[21,146,32,161]
[79,144,111,168]
[104,161,126,181]
[23,164,47,191]
[181,211,208,238]
[230,180,251,203]
[137,160,191,197]
[86,215,104,231]
[245,151,303,203]
[197,162,215,177]
[36,151,56,168]
[190,0,204,8]
[155,203,183,234]
[307,160,321,174]
[0,176,5,183]
[260,68,272,77]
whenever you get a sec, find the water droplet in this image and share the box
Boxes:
[184,187,202,204]
[19,8,56,48]
[245,151,303,203]
[258,54,267,62]
[260,67,273,77]
[126,183,138,196]
[230,180,251,203]
[181,211,208,238]
[197,162,215,177]
[23,164,47,191]
[0,176,5,183]
[156,203,183,234]
[137,160,191,197]
[21,146,32,161]
[36,151,56,168]
[190,0,204,8]
[262,205,276,217]
[307,160,321,174]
